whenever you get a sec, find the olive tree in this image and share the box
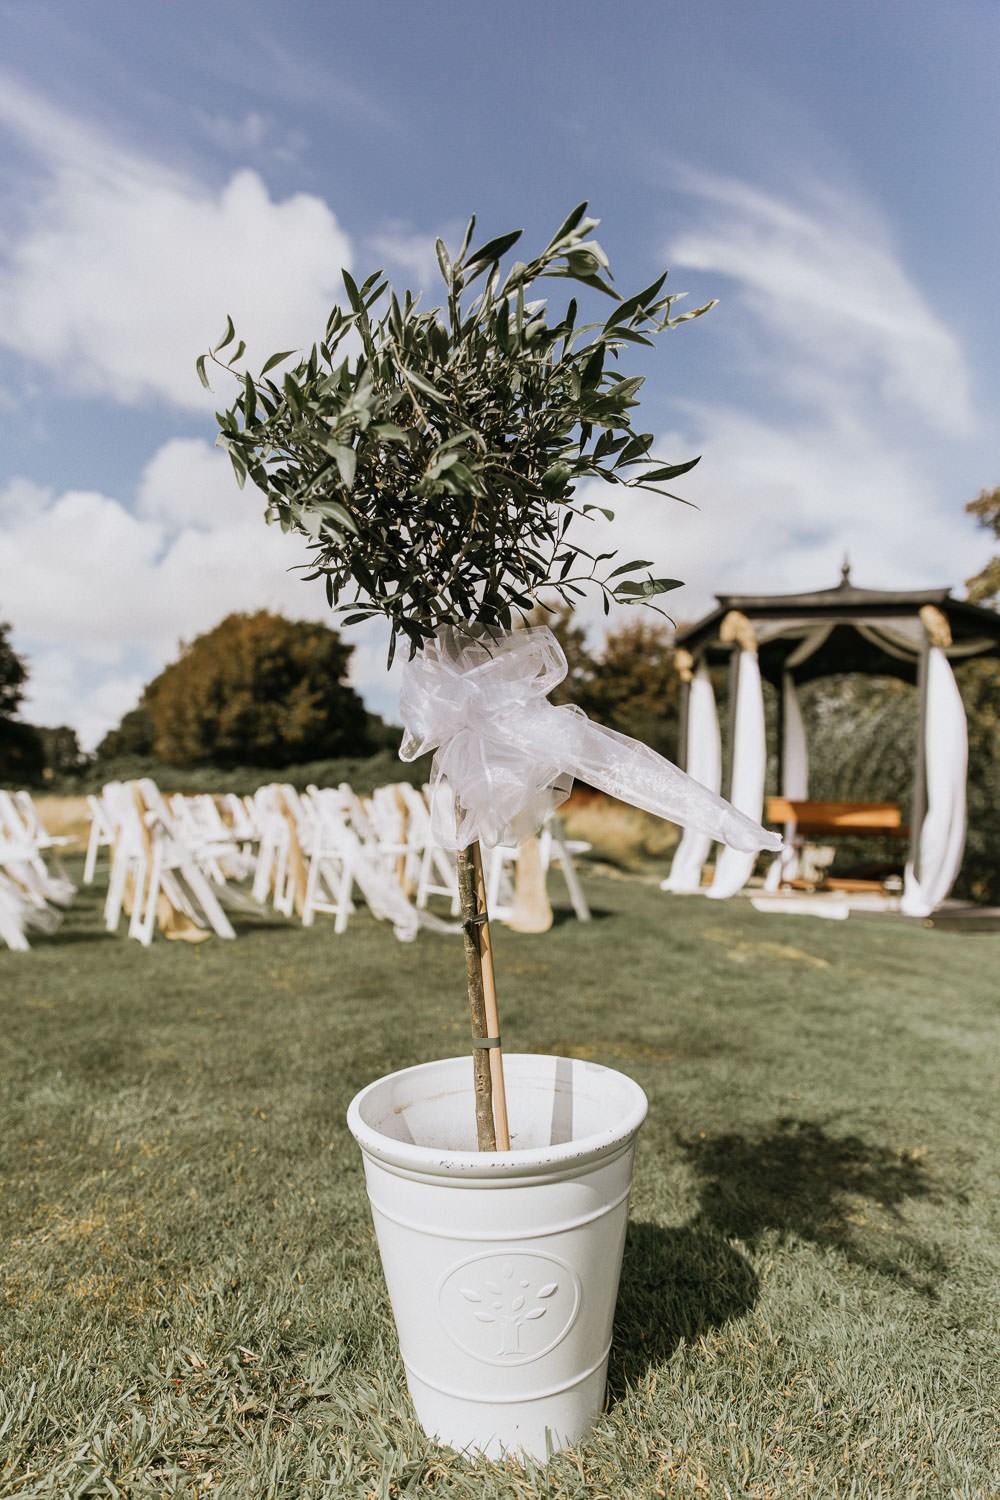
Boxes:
[201,204,713,1146]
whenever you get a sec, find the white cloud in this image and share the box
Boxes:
[577,409,985,634]
[1,440,354,746]
[135,437,257,532]
[19,652,146,752]
[366,224,444,295]
[669,169,975,437]
[0,74,353,410]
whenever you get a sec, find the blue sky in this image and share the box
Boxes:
[1,0,997,746]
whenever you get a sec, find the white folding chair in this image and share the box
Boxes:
[405,784,459,914]
[0,868,61,951]
[484,811,591,925]
[84,792,116,884]
[0,791,75,910]
[133,781,236,944]
[104,781,236,945]
[298,788,359,932]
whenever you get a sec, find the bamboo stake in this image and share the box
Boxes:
[471,842,510,1150]
[455,841,510,1152]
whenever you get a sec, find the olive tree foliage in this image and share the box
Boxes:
[117,611,372,770]
[200,204,713,663]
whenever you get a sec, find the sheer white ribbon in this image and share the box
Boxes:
[399,626,782,856]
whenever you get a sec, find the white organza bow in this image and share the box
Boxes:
[399,625,783,856]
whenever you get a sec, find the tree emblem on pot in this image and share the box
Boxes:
[461,1263,559,1357]
[437,1249,582,1366]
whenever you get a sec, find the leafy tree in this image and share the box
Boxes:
[0,618,45,783]
[96,706,156,761]
[129,611,372,769]
[782,667,999,904]
[522,603,597,706]
[954,657,1000,902]
[0,718,44,782]
[797,676,916,807]
[526,607,680,757]
[578,618,680,759]
[0,617,28,721]
[36,725,85,777]
[965,486,1000,604]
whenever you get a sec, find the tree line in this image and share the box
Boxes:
[1,488,997,895]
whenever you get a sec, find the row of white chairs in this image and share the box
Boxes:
[0,789,77,951]
[3,778,590,950]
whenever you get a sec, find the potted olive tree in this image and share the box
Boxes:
[201,205,778,1459]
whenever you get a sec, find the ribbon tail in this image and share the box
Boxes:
[556,713,781,855]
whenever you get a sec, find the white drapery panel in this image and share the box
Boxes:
[708,649,768,899]
[662,661,722,893]
[901,647,968,916]
[782,672,809,800]
[764,672,810,891]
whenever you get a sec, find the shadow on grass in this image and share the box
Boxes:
[610,1117,953,1394]
[549,905,615,928]
[42,926,118,946]
[679,1117,952,1295]
[36,911,292,947]
[609,1220,758,1396]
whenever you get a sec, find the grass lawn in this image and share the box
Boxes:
[1,859,997,1498]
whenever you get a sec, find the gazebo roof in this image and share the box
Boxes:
[676,564,1000,686]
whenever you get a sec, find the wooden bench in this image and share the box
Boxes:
[766,799,909,839]
[766,799,909,893]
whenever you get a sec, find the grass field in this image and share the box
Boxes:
[1,858,998,1498]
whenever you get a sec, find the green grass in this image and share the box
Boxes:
[1,861,998,1498]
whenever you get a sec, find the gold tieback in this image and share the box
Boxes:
[919,605,952,648]
[720,610,758,653]
[675,648,695,683]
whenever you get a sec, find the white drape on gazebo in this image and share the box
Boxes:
[764,672,809,891]
[781,671,809,801]
[901,647,968,917]
[707,648,768,900]
[662,660,722,893]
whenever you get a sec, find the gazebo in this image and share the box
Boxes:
[663,564,1000,915]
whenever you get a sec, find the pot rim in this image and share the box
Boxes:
[346,1052,648,1180]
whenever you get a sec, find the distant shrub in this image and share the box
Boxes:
[62,747,432,800]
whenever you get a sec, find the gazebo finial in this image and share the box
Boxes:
[840,555,852,587]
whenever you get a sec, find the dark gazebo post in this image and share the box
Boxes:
[674,649,694,774]
[775,665,786,798]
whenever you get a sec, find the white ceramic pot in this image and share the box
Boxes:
[347,1052,648,1460]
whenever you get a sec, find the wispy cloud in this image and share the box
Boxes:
[571,170,983,636]
[365,223,446,295]
[669,168,974,436]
